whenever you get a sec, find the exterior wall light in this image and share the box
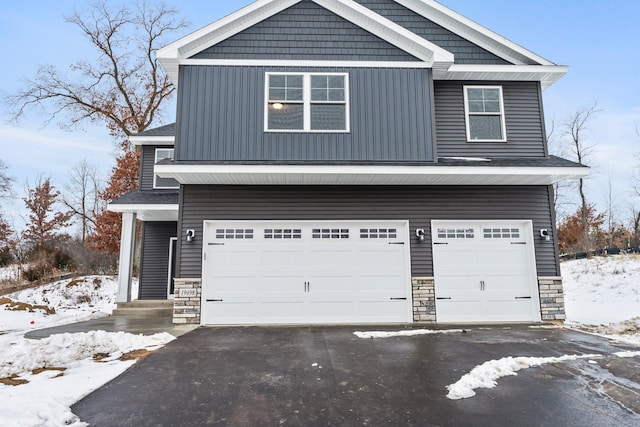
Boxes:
[185,229,196,243]
[540,229,551,242]
[415,228,426,243]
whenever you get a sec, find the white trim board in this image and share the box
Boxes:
[130,136,175,146]
[155,163,589,186]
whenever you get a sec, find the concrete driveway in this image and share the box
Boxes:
[72,325,640,426]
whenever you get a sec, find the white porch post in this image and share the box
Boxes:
[116,212,137,303]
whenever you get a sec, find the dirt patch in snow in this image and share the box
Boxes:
[32,367,66,378]
[0,297,55,315]
[0,375,29,386]
[119,349,151,361]
[576,317,640,335]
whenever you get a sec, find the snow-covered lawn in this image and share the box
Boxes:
[0,275,174,426]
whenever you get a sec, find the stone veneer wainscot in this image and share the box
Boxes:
[173,278,202,324]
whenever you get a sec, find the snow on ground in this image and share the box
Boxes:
[0,275,172,426]
[0,264,20,281]
[446,354,602,400]
[562,254,640,325]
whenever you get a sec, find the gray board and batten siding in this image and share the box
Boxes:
[191,0,419,62]
[192,0,510,65]
[175,66,435,162]
[176,185,560,280]
[139,221,177,300]
[435,81,548,158]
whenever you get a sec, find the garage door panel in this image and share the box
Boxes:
[203,221,410,325]
[432,220,540,323]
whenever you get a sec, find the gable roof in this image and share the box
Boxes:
[157,0,567,89]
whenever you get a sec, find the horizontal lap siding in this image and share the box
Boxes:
[139,222,177,300]
[176,66,434,162]
[139,146,164,191]
[192,0,418,61]
[435,81,547,158]
[178,185,559,279]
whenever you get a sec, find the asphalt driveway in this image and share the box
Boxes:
[72,325,640,426]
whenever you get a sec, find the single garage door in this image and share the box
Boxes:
[432,220,541,323]
[202,221,411,325]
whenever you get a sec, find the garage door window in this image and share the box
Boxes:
[483,228,520,239]
[360,228,397,239]
[265,229,302,239]
[215,229,254,239]
[312,228,349,239]
[437,228,475,239]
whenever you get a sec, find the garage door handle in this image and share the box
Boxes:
[208,243,225,246]
[515,296,532,299]
[436,297,452,300]
[434,242,448,245]
[206,299,224,302]
[390,297,407,300]
[388,242,405,245]
[511,242,527,245]
[480,280,485,291]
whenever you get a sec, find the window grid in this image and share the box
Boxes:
[437,228,475,239]
[312,228,350,239]
[266,73,349,132]
[360,228,398,239]
[464,86,506,142]
[215,229,254,239]
[264,229,302,239]
[483,228,520,239]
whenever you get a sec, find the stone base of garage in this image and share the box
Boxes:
[411,277,436,323]
[538,277,566,321]
[173,278,202,324]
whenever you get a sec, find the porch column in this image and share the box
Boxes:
[116,212,137,303]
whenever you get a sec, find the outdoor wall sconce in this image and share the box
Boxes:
[415,229,426,243]
[539,229,551,242]
[185,229,196,243]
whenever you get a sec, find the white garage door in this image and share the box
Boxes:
[202,221,411,325]
[432,221,541,323]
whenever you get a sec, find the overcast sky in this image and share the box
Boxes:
[1,0,639,231]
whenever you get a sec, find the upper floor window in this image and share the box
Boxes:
[154,148,179,189]
[265,73,349,132]
[463,86,506,142]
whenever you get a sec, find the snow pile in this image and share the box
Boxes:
[354,328,464,339]
[0,264,20,282]
[446,354,601,400]
[0,330,175,378]
[574,317,640,346]
[0,274,167,426]
[0,276,119,332]
[562,254,640,324]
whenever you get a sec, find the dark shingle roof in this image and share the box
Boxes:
[110,190,178,205]
[133,123,176,138]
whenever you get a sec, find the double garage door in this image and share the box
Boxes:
[202,221,411,325]
[432,221,541,323]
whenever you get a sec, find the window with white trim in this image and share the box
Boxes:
[266,73,349,132]
[464,86,507,142]
[154,148,179,189]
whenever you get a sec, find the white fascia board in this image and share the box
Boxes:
[130,136,175,146]
[107,203,179,222]
[435,64,569,90]
[396,0,555,66]
[155,164,589,186]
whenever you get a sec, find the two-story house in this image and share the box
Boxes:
[109,0,588,326]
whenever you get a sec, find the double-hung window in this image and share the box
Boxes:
[266,73,349,132]
[463,86,507,142]
[154,148,179,189]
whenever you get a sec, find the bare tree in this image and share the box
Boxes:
[22,177,72,246]
[564,103,600,252]
[0,160,14,201]
[63,160,104,243]
[546,117,571,219]
[6,2,186,139]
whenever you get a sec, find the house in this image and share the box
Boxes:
[109,0,588,325]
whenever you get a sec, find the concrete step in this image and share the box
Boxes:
[112,300,174,318]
